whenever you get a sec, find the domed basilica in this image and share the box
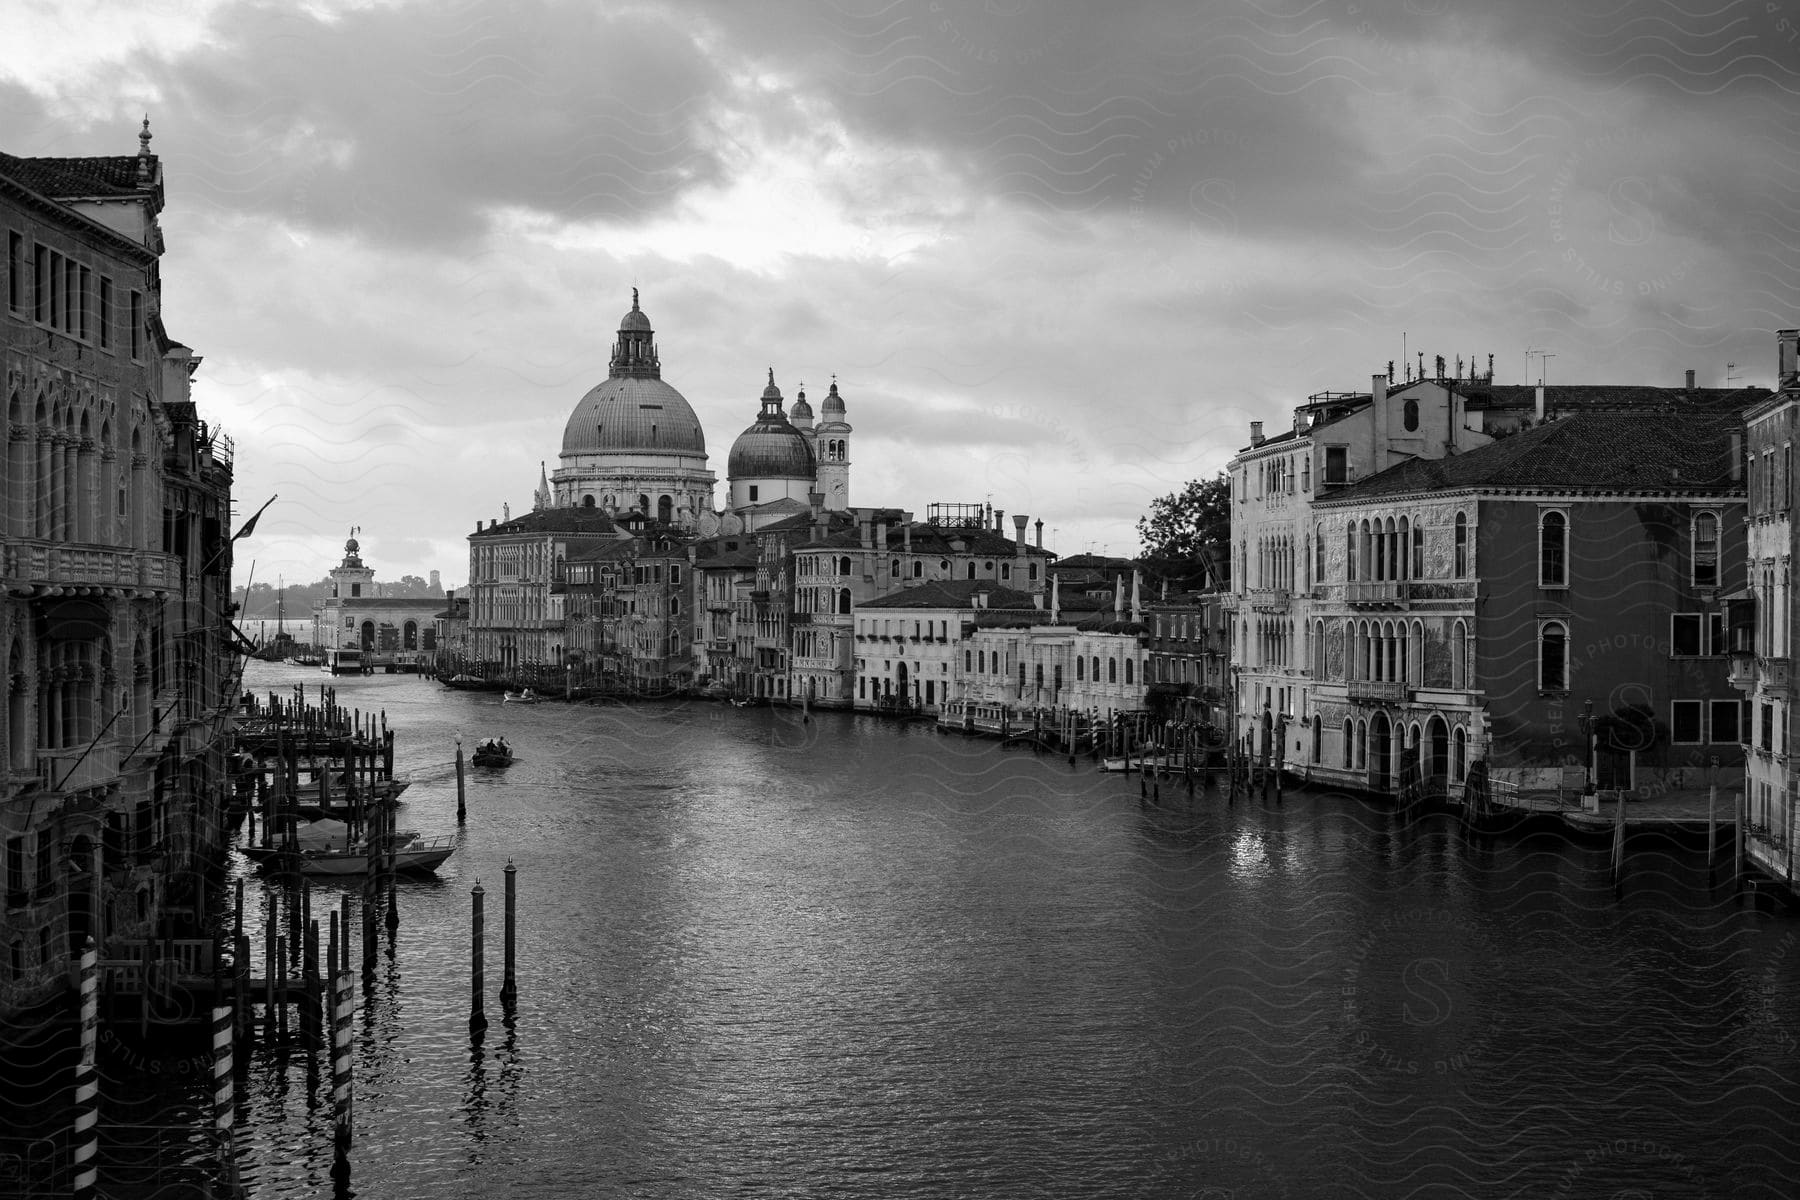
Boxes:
[538,291,852,534]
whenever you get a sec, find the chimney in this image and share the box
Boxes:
[1130,570,1141,623]
[1013,514,1028,554]
[1034,519,1043,550]
[995,509,1004,533]
[446,588,455,605]
[1780,329,1799,387]
[1534,384,1546,423]
[1113,575,1124,617]
[1249,421,1265,447]
[903,524,912,554]
[1051,574,1060,623]
[859,518,871,549]
[1372,373,1389,470]
[1685,369,1696,391]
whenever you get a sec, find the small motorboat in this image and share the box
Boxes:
[471,737,514,768]
[241,819,456,876]
[502,688,541,704]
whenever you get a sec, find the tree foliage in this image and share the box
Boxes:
[1137,473,1232,588]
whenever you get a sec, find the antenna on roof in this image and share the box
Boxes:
[1727,361,1741,385]
[1525,348,1555,386]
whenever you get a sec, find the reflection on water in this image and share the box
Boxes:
[157,663,1800,1196]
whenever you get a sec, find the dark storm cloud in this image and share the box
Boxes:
[148,0,734,245]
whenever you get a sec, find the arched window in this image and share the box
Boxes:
[978,650,986,673]
[1403,398,1419,432]
[1451,619,1468,690]
[1693,511,1720,587]
[1454,511,1468,577]
[838,590,851,614]
[1107,658,1117,684]
[1346,523,1358,582]
[1540,511,1568,587]
[1412,519,1424,579]
[637,493,649,514]
[1124,659,1133,684]
[1398,516,1410,580]
[1312,715,1322,763]
[1453,727,1467,782]
[403,621,418,651]
[1076,656,1084,681]
[658,495,673,523]
[1342,719,1354,768]
[1539,620,1568,690]
[582,494,595,508]
[839,556,852,576]
[1316,527,1326,584]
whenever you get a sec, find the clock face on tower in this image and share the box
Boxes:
[829,479,845,499]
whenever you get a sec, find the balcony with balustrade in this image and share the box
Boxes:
[1345,580,1408,608]
[3,541,181,595]
[1248,588,1290,613]
[1347,679,1408,704]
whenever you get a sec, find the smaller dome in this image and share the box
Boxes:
[729,424,815,480]
[821,380,846,415]
[620,287,651,331]
[761,367,782,402]
[790,388,813,421]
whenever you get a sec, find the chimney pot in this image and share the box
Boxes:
[1249,421,1265,446]
[1779,329,1799,387]
[1034,518,1044,550]
[1685,369,1696,390]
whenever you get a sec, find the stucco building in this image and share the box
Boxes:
[2,130,236,1014]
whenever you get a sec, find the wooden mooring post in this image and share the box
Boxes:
[72,939,98,1200]
[456,735,466,825]
[501,861,518,1009]
[470,881,488,1034]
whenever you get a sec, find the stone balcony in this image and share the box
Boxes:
[1345,580,1408,608]
[1248,588,1290,613]
[1762,656,1791,698]
[3,541,181,595]
[37,743,123,794]
[1347,679,1408,704]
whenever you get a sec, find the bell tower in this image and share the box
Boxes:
[816,377,852,511]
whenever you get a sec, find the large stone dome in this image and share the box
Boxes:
[561,376,706,455]
[559,292,706,456]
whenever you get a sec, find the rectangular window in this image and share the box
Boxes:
[1761,703,1774,752]
[1672,700,1703,744]
[1302,456,1311,492]
[98,276,113,349]
[77,264,90,338]
[670,565,681,586]
[1787,445,1794,512]
[1708,613,1725,657]
[34,245,48,322]
[1671,613,1703,657]
[1324,446,1348,485]
[4,836,21,905]
[6,231,22,313]
[129,290,143,359]
[34,831,53,897]
[1711,700,1741,744]
[747,485,759,502]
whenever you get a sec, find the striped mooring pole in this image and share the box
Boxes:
[333,960,355,1153]
[213,978,239,1193]
[71,939,98,1200]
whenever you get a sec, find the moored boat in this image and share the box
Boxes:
[241,818,456,875]
[502,688,541,704]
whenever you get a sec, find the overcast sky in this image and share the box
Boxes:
[6,0,1798,589]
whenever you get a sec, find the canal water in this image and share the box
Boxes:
[178,663,1800,1194]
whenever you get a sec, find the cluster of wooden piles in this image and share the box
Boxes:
[233,684,406,843]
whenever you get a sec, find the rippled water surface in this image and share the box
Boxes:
[193,663,1800,1196]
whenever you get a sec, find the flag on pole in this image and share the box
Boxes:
[233,494,278,543]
